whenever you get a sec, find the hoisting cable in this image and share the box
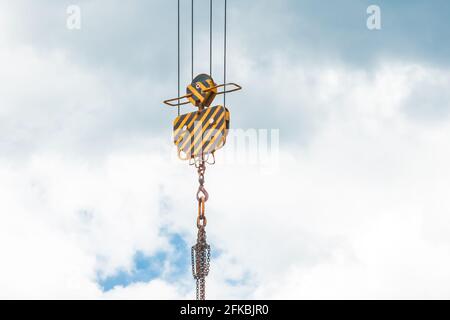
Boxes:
[191,0,194,81]
[210,0,213,77]
[223,0,227,107]
[177,0,180,116]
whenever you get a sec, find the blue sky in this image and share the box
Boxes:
[1,1,450,299]
[98,233,189,292]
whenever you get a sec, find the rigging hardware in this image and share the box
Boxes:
[164,0,241,300]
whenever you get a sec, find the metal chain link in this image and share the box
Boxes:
[191,159,211,300]
[192,225,211,300]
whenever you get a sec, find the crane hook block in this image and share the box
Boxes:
[164,73,241,160]
[173,105,230,160]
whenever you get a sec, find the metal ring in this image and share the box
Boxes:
[205,152,215,165]
[178,149,190,161]
[197,215,207,228]
[198,198,205,218]
[197,198,207,228]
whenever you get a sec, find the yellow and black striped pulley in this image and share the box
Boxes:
[163,73,242,109]
[173,105,230,160]
[187,74,218,108]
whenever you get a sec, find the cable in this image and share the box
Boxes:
[210,0,213,77]
[191,0,194,81]
[224,0,227,107]
[177,0,180,116]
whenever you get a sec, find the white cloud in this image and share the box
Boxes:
[200,60,450,299]
[1,2,450,300]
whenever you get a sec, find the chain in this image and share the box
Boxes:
[191,159,211,300]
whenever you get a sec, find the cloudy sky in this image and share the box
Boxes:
[1,0,450,299]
